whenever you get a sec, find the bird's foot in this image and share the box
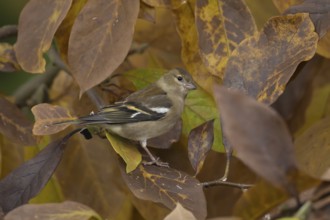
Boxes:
[143,158,169,168]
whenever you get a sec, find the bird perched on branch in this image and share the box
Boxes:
[51,68,197,167]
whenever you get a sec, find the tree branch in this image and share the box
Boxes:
[0,25,18,39]
[201,179,254,190]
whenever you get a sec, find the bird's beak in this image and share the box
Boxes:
[184,81,197,90]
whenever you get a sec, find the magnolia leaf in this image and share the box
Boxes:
[0,97,35,145]
[120,163,207,220]
[0,43,20,72]
[0,130,79,213]
[32,103,77,135]
[4,201,102,220]
[295,117,330,179]
[172,1,214,94]
[105,131,141,173]
[15,0,72,73]
[55,0,89,61]
[195,0,257,79]
[188,120,214,175]
[68,0,139,93]
[223,13,318,105]
[164,203,197,220]
[214,87,298,194]
[124,68,224,152]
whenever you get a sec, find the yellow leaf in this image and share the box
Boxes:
[105,132,142,173]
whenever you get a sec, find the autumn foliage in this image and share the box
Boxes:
[0,0,330,219]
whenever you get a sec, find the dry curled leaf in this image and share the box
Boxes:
[285,0,330,38]
[15,0,72,73]
[0,43,20,72]
[214,86,298,195]
[105,131,142,173]
[32,103,77,135]
[68,0,139,93]
[120,163,207,220]
[195,0,257,79]
[223,13,318,105]
[188,119,214,175]
[0,97,35,145]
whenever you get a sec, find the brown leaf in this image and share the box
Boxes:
[164,203,197,220]
[14,0,72,73]
[295,117,330,179]
[234,172,319,219]
[0,43,20,72]
[214,87,298,194]
[105,131,141,173]
[4,201,101,220]
[223,13,318,105]
[272,56,322,128]
[285,0,330,38]
[188,120,214,175]
[195,0,257,79]
[172,1,214,94]
[32,103,77,135]
[148,120,182,149]
[120,163,207,220]
[0,130,79,214]
[54,135,132,219]
[68,0,139,93]
[0,97,35,146]
[55,0,89,62]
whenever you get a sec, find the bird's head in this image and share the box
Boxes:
[159,68,197,96]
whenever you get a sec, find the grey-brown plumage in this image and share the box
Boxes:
[64,68,196,166]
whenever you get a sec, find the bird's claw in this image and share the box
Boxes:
[143,158,169,168]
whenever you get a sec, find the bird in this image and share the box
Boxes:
[54,68,197,167]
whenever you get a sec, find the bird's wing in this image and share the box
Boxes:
[125,84,172,110]
[78,86,172,125]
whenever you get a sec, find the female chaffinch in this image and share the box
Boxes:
[58,68,196,166]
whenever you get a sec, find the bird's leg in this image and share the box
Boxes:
[140,140,169,167]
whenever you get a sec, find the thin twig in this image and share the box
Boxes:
[0,25,18,39]
[13,65,60,107]
[201,179,254,190]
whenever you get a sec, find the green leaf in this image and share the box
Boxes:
[105,132,142,173]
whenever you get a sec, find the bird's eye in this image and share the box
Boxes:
[177,76,183,81]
